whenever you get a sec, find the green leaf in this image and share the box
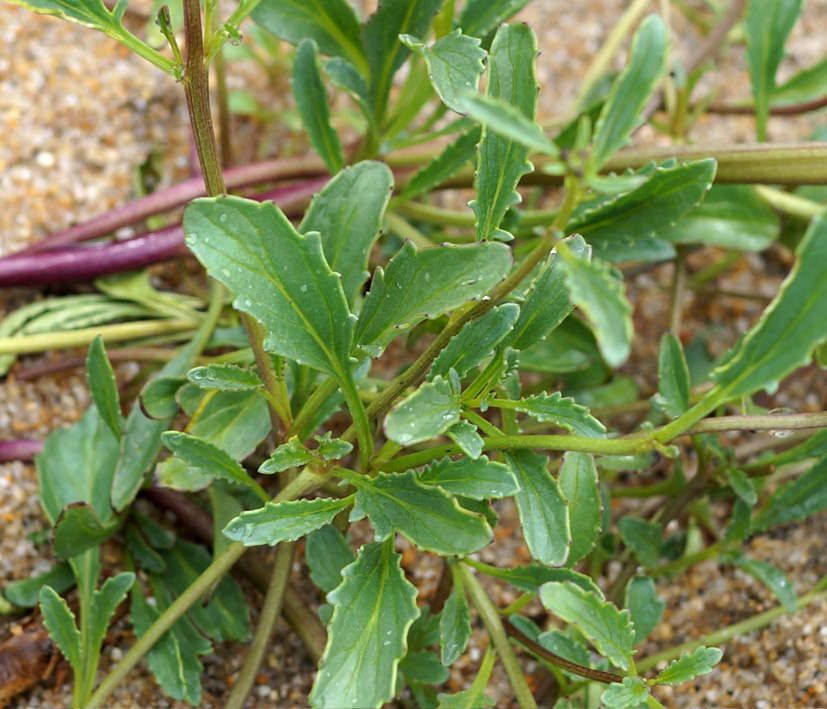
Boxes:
[538,630,592,673]
[624,576,665,646]
[260,438,314,473]
[306,524,356,593]
[223,497,352,547]
[315,433,354,460]
[600,677,650,709]
[477,564,601,596]
[292,39,344,175]
[652,332,690,419]
[3,562,75,608]
[557,245,633,368]
[436,645,496,708]
[37,404,120,526]
[88,572,134,656]
[162,432,262,496]
[654,646,723,685]
[590,14,669,169]
[310,539,419,708]
[754,456,827,531]
[568,159,717,254]
[445,420,485,459]
[418,455,518,500]
[506,235,590,351]
[658,184,779,251]
[514,392,606,438]
[352,470,493,556]
[725,498,753,543]
[355,240,511,356]
[300,161,394,307]
[362,0,442,117]
[86,335,123,440]
[735,557,797,613]
[187,363,263,392]
[440,582,471,665]
[251,0,367,72]
[52,503,121,559]
[711,216,827,398]
[559,452,601,565]
[618,516,662,568]
[185,196,355,381]
[505,450,571,567]
[756,428,827,468]
[400,649,451,684]
[458,0,530,40]
[385,376,461,446]
[399,126,481,201]
[725,467,757,505]
[470,23,538,241]
[39,586,81,672]
[403,30,487,114]
[188,389,271,461]
[429,304,519,381]
[772,56,827,105]
[461,93,560,159]
[140,376,186,419]
[539,581,635,672]
[745,0,803,139]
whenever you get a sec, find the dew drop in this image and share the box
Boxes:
[300,284,308,292]
[221,268,230,277]
[424,272,430,281]
[219,213,228,223]
[383,640,391,646]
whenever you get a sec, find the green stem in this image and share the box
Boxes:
[340,375,374,470]
[669,245,688,334]
[110,27,176,75]
[754,184,826,220]
[459,563,538,709]
[87,467,324,707]
[385,210,435,249]
[638,571,827,672]
[204,0,263,64]
[224,541,296,709]
[289,376,339,439]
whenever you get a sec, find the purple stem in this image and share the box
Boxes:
[15,155,329,256]
[0,439,43,463]
[0,176,330,288]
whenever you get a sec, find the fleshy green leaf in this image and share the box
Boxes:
[618,516,662,568]
[568,159,717,256]
[88,572,134,656]
[315,434,354,461]
[39,586,81,672]
[429,304,519,381]
[725,467,757,505]
[140,376,186,420]
[557,244,633,368]
[362,0,442,117]
[445,420,485,459]
[3,562,75,608]
[161,432,262,496]
[52,503,121,559]
[513,392,606,438]
[460,93,560,158]
[417,455,518,500]
[400,649,451,684]
[184,196,355,381]
[292,39,343,175]
[458,0,531,41]
[440,581,471,665]
[187,363,263,391]
[399,126,481,201]
[505,450,571,567]
[470,23,538,241]
[624,575,665,646]
[351,470,493,555]
[251,0,367,73]
[539,581,635,672]
[753,456,827,531]
[559,452,601,565]
[301,161,394,307]
[505,235,590,351]
[652,332,690,419]
[710,216,827,398]
[654,646,723,685]
[403,30,487,114]
[188,390,271,461]
[725,498,753,543]
[310,539,419,708]
[658,184,779,251]
[590,14,669,169]
[538,630,592,673]
[475,564,601,596]
[37,405,120,526]
[735,557,797,613]
[355,240,511,356]
[745,0,803,139]
[600,677,650,708]
[772,56,827,105]
[223,497,353,547]
[384,376,460,446]
[306,524,356,593]
[86,335,123,440]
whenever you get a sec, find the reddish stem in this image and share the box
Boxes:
[0,439,43,463]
